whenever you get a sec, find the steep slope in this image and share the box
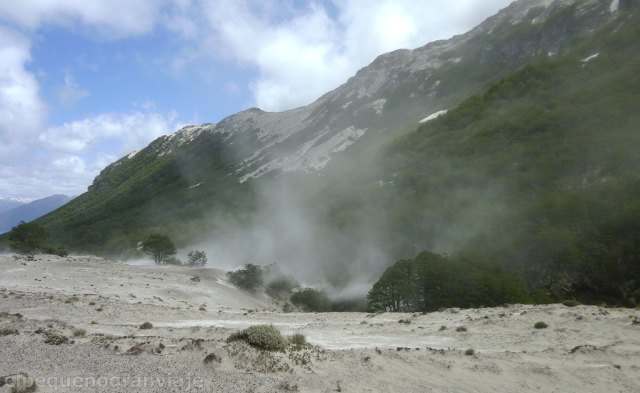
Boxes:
[357,1,640,303]
[27,0,636,274]
[0,195,73,234]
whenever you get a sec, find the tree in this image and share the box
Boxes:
[227,264,264,292]
[141,234,177,264]
[8,221,49,254]
[186,250,207,267]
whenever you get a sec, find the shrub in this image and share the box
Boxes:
[439,325,447,331]
[0,328,19,336]
[64,297,79,304]
[191,276,200,282]
[187,250,208,268]
[562,300,581,307]
[456,326,467,332]
[165,256,182,266]
[290,332,307,346]
[227,264,264,292]
[73,329,86,337]
[139,322,153,329]
[398,319,411,324]
[291,288,332,312]
[534,321,548,329]
[465,349,475,356]
[44,333,68,345]
[226,325,288,351]
[204,353,221,364]
[96,307,103,312]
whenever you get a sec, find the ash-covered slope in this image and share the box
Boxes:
[32,0,631,258]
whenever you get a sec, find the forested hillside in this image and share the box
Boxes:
[364,7,640,308]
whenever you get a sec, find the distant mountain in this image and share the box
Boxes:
[0,197,30,214]
[0,195,73,234]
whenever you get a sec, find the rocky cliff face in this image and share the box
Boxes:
[117,0,620,185]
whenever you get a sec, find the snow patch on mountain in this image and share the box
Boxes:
[420,110,449,123]
[610,0,619,12]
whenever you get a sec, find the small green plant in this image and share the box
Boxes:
[562,300,581,307]
[465,348,475,356]
[96,307,104,312]
[139,322,153,330]
[73,329,86,337]
[64,297,79,304]
[7,373,37,392]
[0,328,19,336]
[282,302,294,313]
[534,321,548,329]
[439,325,447,331]
[90,320,97,325]
[89,301,96,306]
[44,333,69,345]
[290,332,307,346]
[203,353,221,364]
[199,306,206,311]
[456,326,467,332]
[226,324,288,351]
[398,319,411,324]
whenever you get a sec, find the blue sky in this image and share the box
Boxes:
[0,0,513,201]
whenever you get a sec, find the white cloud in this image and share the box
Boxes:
[57,73,88,108]
[199,0,515,112]
[0,0,168,39]
[0,26,47,165]
[39,110,179,156]
[0,110,180,199]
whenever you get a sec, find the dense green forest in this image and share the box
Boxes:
[364,8,640,309]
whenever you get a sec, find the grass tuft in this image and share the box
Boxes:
[534,321,548,329]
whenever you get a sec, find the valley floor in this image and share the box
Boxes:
[1,254,639,392]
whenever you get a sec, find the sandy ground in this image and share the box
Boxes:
[1,254,639,392]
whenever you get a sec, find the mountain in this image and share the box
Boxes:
[0,197,30,214]
[0,195,73,234]
[15,0,640,303]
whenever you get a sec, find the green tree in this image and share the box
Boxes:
[8,221,49,254]
[227,264,264,292]
[187,250,207,267]
[141,234,177,264]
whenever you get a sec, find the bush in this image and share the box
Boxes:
[290,332,307,346]
[44,333,68,345]
[562,300,581,307]
[165,256,182,266]
[64,297,79,304]
[227,264,264,292]
[534,321,548,329]
[226,325,289,351]
[456,326,467,332]
[187,250,207,267]
[439,325,447,331]
[139,322,153,329]
[291,288,332,312]
[465,349,475,356]
[73,329,86,337]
